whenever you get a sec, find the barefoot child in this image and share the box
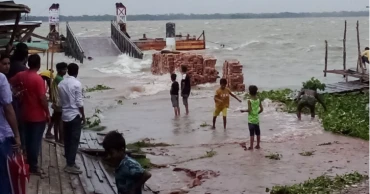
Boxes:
[212,78,242,129]
[170,73,180,116]
[102,131,152,194]
[241,85,263,150]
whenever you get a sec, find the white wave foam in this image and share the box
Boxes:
[127,72,180,99]
[306,45,317,52]
[94,54,152,75]
[261,99,323,143]
[225,47,234,51]
[233,40,269,50]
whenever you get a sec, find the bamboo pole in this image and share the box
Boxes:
[356,20,365,74]
[48,44,55,100]
[324,40,328,77]
[343,20,347,81]
[46,50,49,70]
[6,13,20,55]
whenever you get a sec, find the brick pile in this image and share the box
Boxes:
[222,59,245,92]
[151,52,218,86]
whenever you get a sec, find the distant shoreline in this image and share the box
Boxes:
[25,11,369,22]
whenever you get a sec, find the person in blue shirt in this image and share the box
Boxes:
[102,131,151,194]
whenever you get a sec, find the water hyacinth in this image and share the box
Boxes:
[244,78,369,140]
[267,172,367,194]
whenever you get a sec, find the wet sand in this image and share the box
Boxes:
[81,88,369,194]
[144,133,368,193]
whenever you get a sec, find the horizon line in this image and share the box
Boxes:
[27,10,369,17]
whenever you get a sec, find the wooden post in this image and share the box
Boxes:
[49,43,55,99]
[46,50,49,70]
[6,13,21,55]
[324,40,328,77]
[51,47,54,70]
[343,20,347,81]
[356,20,365,74]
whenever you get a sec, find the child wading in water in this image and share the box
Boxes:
[102,131,152,194]
[212,78,241,129]
[241,85,263,150]
[170,73,180,116]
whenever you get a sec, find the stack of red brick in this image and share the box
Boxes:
[222,60,245,92]
[151,52,219,86]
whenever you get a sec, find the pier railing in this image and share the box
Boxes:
[111,21,143,59]
[65,22,84,63]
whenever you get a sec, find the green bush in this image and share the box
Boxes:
[267,172,367,194]
[302,77,326,91]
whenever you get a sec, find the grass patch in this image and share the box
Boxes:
[135,158,152,169]
[200,150,217,158]
[265,153,282,160]
[245,89,369,140]
[126,139,171,169]
[266,172,368,194]
[299,151,315,156]
[83,84,113,93]
[126,140,171,154]
[127,141,171,149]
[83,109,102,129]
[200,122,211,127]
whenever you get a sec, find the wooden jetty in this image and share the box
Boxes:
[318,80,368,94]
[28,140,118,194]
[323,20,369,93]
[116,3,206,52]
[133,31,206,51]
[63,2,205,63]
[0,1,30,53]
[64,22,85,63]
[28,140,153,194]
[79,131,106,154]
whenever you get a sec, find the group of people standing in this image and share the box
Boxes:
[0,43,86,194]
[170,65,191,116]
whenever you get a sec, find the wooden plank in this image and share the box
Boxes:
[80,138,87,144]
[40,143,51,194]
[98,161,117,194]
[69,174,85,194]
[37,179,42,194]
[49,144,61,194]
[97,136,104,145]
[84,156,104,194]
[79,143,89,149]
[89,133,98,140]
[95,169,104,183]
[76,153,95,194]
[89,133,102,150]
[84,132,96,149]
[56,145,74,194]
[96,132,122,136]
[27,175,39,194]
[320,80,369,94]
[81,154,93,178]
[91,158,116,194]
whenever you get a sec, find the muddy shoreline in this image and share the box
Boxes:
[78,87,370,194]
[142,132,368,193]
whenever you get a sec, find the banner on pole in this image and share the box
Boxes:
[49,9,59,24]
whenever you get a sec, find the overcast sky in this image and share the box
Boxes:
[14,0,370,16]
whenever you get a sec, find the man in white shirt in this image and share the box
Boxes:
[58,63,86,174]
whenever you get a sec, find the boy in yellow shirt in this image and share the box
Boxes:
[212,78,241,129]
[361,47,369,69]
